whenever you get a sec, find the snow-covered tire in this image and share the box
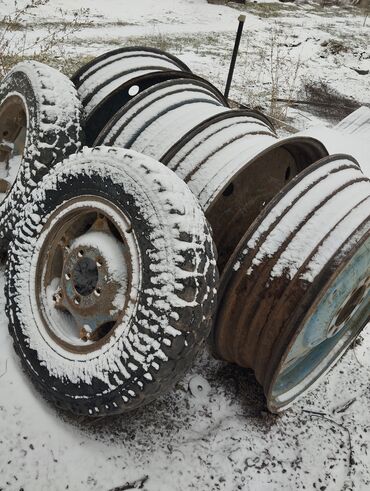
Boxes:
[0,61,82,253]
[6,147,217,416]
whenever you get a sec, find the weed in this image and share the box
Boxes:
[233,26,302,128]
[229,2,300,18]
[0,0,92,78]
[300,78,360,121]
[321,38,348,55]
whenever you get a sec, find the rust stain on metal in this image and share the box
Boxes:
[163,109,328,272]
[212,155,370,412]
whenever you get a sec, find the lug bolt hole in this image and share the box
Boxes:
[53,292,62,303]
[74,296,80,305]
[95,288,101,297]
[96,258,103,267]
[65,272,71,280]
[78,250,84,257]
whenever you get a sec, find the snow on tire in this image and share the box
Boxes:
[0,61,82,253]
[6,147,217,416]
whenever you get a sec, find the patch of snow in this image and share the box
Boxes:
[335,106,370,137]
[1,284,370,490]
[1,2,370,489]
[299,126,370,178]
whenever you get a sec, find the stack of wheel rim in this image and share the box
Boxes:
[1,46,369,417]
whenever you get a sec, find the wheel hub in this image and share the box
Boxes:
[72,255,99,297]
[53,229,128,342]
[36,200,137,353]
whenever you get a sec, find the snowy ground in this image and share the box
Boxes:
[0,1,370,490]
[1,0,369,128]
[1,265,370,491]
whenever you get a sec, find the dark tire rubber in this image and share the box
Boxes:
[0,61,83,253]
[6,147,218,416]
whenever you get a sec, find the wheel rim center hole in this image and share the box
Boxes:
[72,256,99,296]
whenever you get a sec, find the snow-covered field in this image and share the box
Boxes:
[0,1,369,490]
[1,0,370,128]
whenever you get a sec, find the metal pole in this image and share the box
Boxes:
[224,14,246,100]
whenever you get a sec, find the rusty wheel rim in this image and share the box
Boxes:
[201,136,328,273]
[162,105,327,273]
[35,196,140,355]
[0,95,27,200]
[212,154,370,412]
[268,235,370,411]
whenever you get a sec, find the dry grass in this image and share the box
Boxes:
[0,0,92,78]
[300,79,361,121]
[232,26,303,128]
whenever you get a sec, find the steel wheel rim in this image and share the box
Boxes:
[212,154,370,412]
[35,196,140,355]
[162,106,327,272]
[0,95,27,201]
[71,46,191,87]
[203,136,327,272]
[269,236,370,410]
[88,71,227,147]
